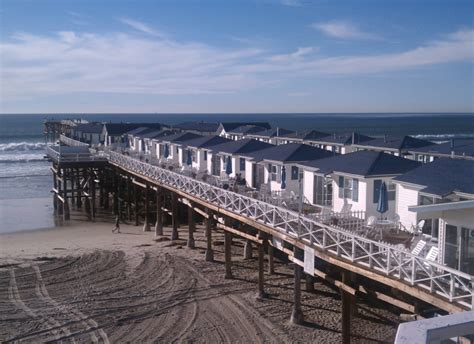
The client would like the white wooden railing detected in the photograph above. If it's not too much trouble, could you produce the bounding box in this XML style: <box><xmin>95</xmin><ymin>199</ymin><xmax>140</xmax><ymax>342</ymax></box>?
<box><xmin>106</xmin><ymin>151</ymin><xmax>474</xmax><ymax>311</ymax></box>
<box><xmin>60</xmin><ymin>134</ymin><xmax>89</xmax><ymax>147</ymax></box>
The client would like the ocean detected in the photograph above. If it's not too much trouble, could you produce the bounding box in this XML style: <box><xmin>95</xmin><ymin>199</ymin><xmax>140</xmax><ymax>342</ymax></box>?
<box><xmin>0</xmin><ymin>113</ymin><xmax>473</xmax><ymax>233</ymax></box>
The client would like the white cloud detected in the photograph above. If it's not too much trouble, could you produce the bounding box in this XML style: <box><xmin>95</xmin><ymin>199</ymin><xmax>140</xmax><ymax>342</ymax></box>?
<box><xmin>311</xmin><ymin>20</ymin><xmax>380</xmax><ymax>40</ymax></box>
<box><xmin>119</xmin><ymin>18</ymin><xmax>165</xmax><ymax>38</ymax></box>
<box><xmin>0</xmin><ymin>26</ymin><xmax>472</xmax><ymax>103</ymax></box>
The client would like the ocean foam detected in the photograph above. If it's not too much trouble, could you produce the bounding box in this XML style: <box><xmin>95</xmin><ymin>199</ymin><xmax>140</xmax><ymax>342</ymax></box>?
<box><xmin>0</xmin><ymin>141</ymin><xmax>48</xmax><ymax>152</ymax></box>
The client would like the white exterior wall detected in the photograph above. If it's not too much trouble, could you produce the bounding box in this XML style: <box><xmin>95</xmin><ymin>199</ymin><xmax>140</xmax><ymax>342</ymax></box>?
<box><xmin>206</xmin><ymin>151</ymin><xmax>213</xmax><ymax>174</ymax></box>
<box><xmin>263</xmin><ymin>163</ymin><xmax>300</xmax><ymax>194</ymax></box>
<box><xmin>396</xmin><ymin>183</ymin><xmax>420</xmax><ymax>230</ymax></box>
<box><xmin>245</xmin><ymin>160</ymin><xmax>254</xmax><ymax>187</ymax></box>
<box><xmin>332</xmin><ymin>175</ymin><xmax>367</xmax><ymax>214</ymax></box>
<box><xmin>303</xmin><ymin>170</ymin><xmax>315</xmax><ymax>206</ymax></box>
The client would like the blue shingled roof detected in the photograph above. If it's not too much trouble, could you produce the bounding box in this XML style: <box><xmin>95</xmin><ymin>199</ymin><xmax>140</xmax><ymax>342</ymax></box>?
<box><xmin>210</xmin><ymin>138</ymin><xmax>274</xmax><ymax>154</ymax></box>
<box><xmin>227</xmin><ymin>125</ymin><xmax>269</xmax><ymax>135</ymax></box>
<box><xmin>160</xmin><ymin>132</ymin><xmax>202</xmax><ymax>144</ymax></box>
<box><xmin>126</xmin><ymin>127</ymin><xmax>158</xmax><ymax>136</ymax></box>
<box><xmin>245</xmin><ymin>143</ymin><xmax>336</xmax><ymax>163</ymax></box>
<box><xmin>75</xmin><ymin>123</ymin><xmax>103</xmax><ymax>134</ymax></box>
<box><xmin>104</xmin><ymin>123</ymin><xmax>163</xmax><ymax>135</ymax></box>
<box><xmin>299</xmin><ymin>151</ymin><xmax>421</xmax><ymax>177</ymax></box>
<box><xmin>182</xmin><ymin>135</ymin><xmax>231</xmax><ymax>148</ymax></box>
<box><xmin>394</xmin><ymin>158</ymin><xmax>474</xmax><ymax>196</ymax></box>
<box><xmin>356</xmin><ymin>135</ymin><xmax>433</xmax><ymax>150</ymax></box>
<box><xmin>173</xmin><ymin>121</ymin><xmax>219</xmax><ymax>132</ymax></box>
<box><xmin>409</xmin><ymin>139</ymin><xmax>474</xmax><ymax>157</ymax></box>
<box><xmin>248</xmin><ymin>127</ymin><xmax>295</xmax><ymax>138</ymax></box>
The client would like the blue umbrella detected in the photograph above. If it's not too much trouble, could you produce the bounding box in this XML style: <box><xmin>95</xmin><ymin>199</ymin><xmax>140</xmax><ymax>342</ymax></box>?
<box><xmin>163</xmin><ymin>144</ymin><xmax>169</xmax><ymax>158</ymax></box>
<box><xmin>377</xmin><ymin>181</ymin><xmax>389</xmax><ymax>216</ymax></box>
<box><xmin>281</xmin><ymin>166</ymin><xmax>287</xmax><ymax>189</ymax></box>
<box><xmin>187</xmin><ymin>149</ymin><xmax>192</xmax><ymax>165</ymax></box>
<box><xmin>225</xmin><ymin>156</ymin><xmax>232</xmax><ymax>175</ymax></box>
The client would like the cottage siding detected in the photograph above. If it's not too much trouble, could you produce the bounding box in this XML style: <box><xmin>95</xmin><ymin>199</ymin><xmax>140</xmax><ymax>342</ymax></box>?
<box><xmin>332</xmin><ymin>175</ymin><xmax>367</xmax><ymax>214</ymax></box>
<box><xmin>303</xmin><ymin>170</ymin><xmax>314</xmax><ymax>205</ymax></box>
<box><xmin>396</xmin><ymin>184</ymin><xmax>419</xmax><ymax>230</ymax></box>
<box><xmin>245</xmin><ymin>160</ymin><xmax>254</xmax><ymax>187</ymax></box>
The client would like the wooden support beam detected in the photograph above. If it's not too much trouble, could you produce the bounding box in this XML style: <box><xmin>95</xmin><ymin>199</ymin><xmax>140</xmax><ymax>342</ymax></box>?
<box><xmin>134</xmin><ymin>183</ymin><xmax>139</xmax><ymax>226</ymax></box>
<box><xmin>155</xmin><ymin>187</ymin><xmax>163</xmax><ymax>236</ymax></box>
<box><xmin>216</xmin><ymin>223</ymin><xmax>263</xmax><ymax>244</ymax></box>
<box><xmin>257</xmin><ymin>240</ymin><xmax>267</xmax><ymax>299</ymax></box>
<box><xmin>268</xmin><ymin>244</ymin><xmax>275</xmax><ymax>275</ymax></box>
<box><xmin>171</xmin><ymin>192</ymin><xmax>179</xmax><ymax>240</ymax></box>
<box><xmin>224</xmin><ymin>230</ymin><xmax>233</xmax><ymax>279</ymax></box>
<box><xmin>143</xmin><ymin>183</ymin><xmax>151</xmax><ymax>232</ymax></box>
<box><xmin>290</xmin><ymin>247</ymin><xmax>304</xmax><ymax>325</ymax></box>
<box><xmin>244</xmin><ymin>239</ymin><xmax>253</xmax><ymax>260</ymax></box>
<box><xmin>341</xmin><ymin>271</ymin><xmax>352</xmax><ymax>344</ymax></box>
<box><xmin>187</xmin><ymin>201</ymin><xmax>195</xmax><ymax>249</ymax></box>
<box><xmin>205</xmin><ymin>208</ymin><xmax>214</xmax><ymax>262</ymax></box>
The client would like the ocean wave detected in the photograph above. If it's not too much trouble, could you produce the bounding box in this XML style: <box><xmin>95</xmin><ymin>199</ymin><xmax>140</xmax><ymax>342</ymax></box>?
<box><xmin>0</xmin><ymin>173</ymin><xmax>51</xmax><ymax>179</ymax></box>
<box><xmin>414</xmin><ymin>133</ymin><xmax>474</xmax><ymax>140</ymax></box>
<box><xmin>0</xmin><ymin>141</ymin><xmax>49</xmax><ymax>152</ymax></box>
<box><xmin>0</xmin><ymin>154</ymin><xmax>46</xmax><ymax>163</ymax></box>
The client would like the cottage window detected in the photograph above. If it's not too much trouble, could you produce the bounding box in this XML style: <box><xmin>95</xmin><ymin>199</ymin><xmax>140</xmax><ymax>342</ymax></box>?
<box><xmin>240</xmin><ymin>158</ymin><xmax>246</xmax><ymax>171</ymax></box>
<box><xmin>313</xmin><ymin>175</ymin><xmax>332</xmax><ymax>206</ymax></box>
<box><xmin>192</xmin><ymin>150</ymin><xmax>197</xmax><ymax>163</ymax></box>
<box><xmin>203</xmin><ymin>151</ymin><xmax>207</xmax><ymax>161</ymax></box>
<box><xmin>338</xmin><ymin>176</ymin><xmax>358</xmax><ymax>202</ymax></box>
<box><xmin>269</xmin><ymin>164</ymin><xmax>278</xmax><ymax>181</ymax></box>
<box><xmin>373</xmin><ymin>180</ymin><xmax>396</xmax><ymax>203</ymax></box>
<box><xmin>291</xmin><ymin>166</ymin><xmax>299</xmax><ymax>180</ymax></box>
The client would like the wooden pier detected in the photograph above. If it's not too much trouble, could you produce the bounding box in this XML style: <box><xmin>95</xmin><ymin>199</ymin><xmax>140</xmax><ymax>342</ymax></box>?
<box><xmin>46</xmin><ymin>134</ymin><xmax>474</xmax><ymax>343</ymax></box>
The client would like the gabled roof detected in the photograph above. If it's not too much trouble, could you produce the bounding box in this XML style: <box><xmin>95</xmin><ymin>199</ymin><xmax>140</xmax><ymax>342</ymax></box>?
<box><xmin>393</xmin><ymin>158</ymin><xmax>474</xmax><ymax>197</ymax></box>
<box><xmin>245</xmin><ymin>143</ymin><xmax>335</xmax><ymax>163</ymax></box>
<box><xmin>209</xmin><ymin>138</ymin><xmax>274</xmax><ymax>155</ymax></box>
<box><xmin>299</xmin><ymin>151</ymin><xmax>421</xmax><ymax>177</ymax></box>
<box><xmin>219</xmin><ymin>122</ymin><xmax>271</xmax><ymax>132</ymax></box>
<box><xmin>314</xmin><ymin>132</ymin><xmax>374</xmax><ymax>145</ymax></box>
<box><xmin>103</xmin><ymin>123</ymin><xmax>163</xmax><ymax>136</ymax></box>
<box><xmin>147</xmin><ymin>130</ymin><xmax>176</xmax><ymax>140</ymax></box>
<box><xmin>280</xmin><ymin>130</ymin><xmax>329</xmax><ymax>141</ymax></box>
<box><xmin>227</xmin><ymin>125</ymin><xmax>269</xmax><ymax>135</ymax></box>
<box><xmin>173</xmin><ymin>121</ymin><xmax>219</xmax><ymax>133</ymax></box>
<box><xmin>409</xmin><ymin>139</ymin><xmax>474</xmax><ymax>158</ymax></box>
<box><xmin>355</xmin><ymin>135</ymin><xmax>433</xmax><ymax>150</ymax></box>
<box><xmin>126</xmin><ymin>127</ymin><xmax>155</xmax><ymax>136</ymax></box>
<box><xmin>159</xmin><ymin>132</ymin><xmax>202</xmax><ymax>144</ymax></box>
<box><xmin>75</xmin><ymin>123</ymin><xmax>103</xmax><ymax>134</ymax></box>
<box><xmin>182</xmin><ymin>135</ymin><xmax>232</xmax><ymax>149</ymax></box>
<box><xmin>247</xmin><ymin>127</ymin><xmax>295</xmax><ymax>138</ymax></box>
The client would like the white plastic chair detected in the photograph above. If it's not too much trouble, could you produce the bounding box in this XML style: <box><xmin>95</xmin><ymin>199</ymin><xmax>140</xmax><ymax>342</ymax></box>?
<box><xmin>367</xmin><ymin>216</ymin><xmax>377</xmax><ymax>227</ymax></box>
<box><xmin>410</xmin><ymin>220</ymin><xmax>425</xmax><ymax>234</ymax></box>
<box><xmin>411</xmin><ymin>240</ymin><xmax>427</xmax><ymax>256</ymax></box>
<box><xmin>425</xmin><ymin>246</ymin><xmax>439</xmax><ymax>262</ymax></box>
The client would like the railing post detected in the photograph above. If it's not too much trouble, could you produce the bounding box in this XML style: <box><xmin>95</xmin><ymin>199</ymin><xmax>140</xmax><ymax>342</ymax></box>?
<box><xmin>449</xmin><ymin>273</ymin><xmax>454</xmax><ymax>302</ymax></box>
<box><xmin>369</xmin><ymin>243</ymin><xmax>374</xmax><ymax>269</ymax></box>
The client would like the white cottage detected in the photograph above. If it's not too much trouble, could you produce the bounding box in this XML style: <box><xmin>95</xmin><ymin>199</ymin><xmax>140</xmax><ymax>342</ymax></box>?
<box><xmin>177</xmin><ymin>135</ymin><xmax>231</xmax><ymax>172</ymax></box>
<box><xmin>299</xmin><ymin>151</ymin><xmax>421</xmax><ymax>219</ymax></box>
<box><xmin>242</xmin><ymin>143</ymin><xmax>335</xmax><ymax>194</ymax></box>
<box><xmin>205</xmin><ymin>139</ymin><xmax>273</xmax><ymax>179</ymax></box>
<box><xmin>156</xmin><ymin>132</ymin><xmax>202</xmax><ymax>164</ymax></box>
<box><xmin>393</xmin><ymin>159</ymin><xmax>474</xmax><ymax>273</ymax></box>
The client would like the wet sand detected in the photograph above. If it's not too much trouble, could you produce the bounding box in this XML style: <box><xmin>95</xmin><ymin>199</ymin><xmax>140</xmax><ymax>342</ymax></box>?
<box><xmin>0</xmin><ymin>220</ymin><xmax>400</xmax><ymax>343</ymax></box>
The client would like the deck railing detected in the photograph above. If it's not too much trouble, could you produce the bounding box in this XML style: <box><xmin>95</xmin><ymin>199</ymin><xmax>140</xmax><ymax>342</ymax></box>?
<box><xmin>107</xmin><ymin>151</ymin><xmax>474</xmax><ymax>311</ymax></box>
<box><xmin>46</xmin><ymin>146</ymin><xmax>107</xmax><ymax>163</ymax></box>
<box><xmin>60</xmin><ymin>134</ymin><xmax>89</xmax><ymax>147</ymax></box>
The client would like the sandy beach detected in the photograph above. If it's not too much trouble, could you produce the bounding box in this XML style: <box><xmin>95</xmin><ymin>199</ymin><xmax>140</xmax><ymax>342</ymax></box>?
<box><xmin>0</xmin><ymin>219</ymin><xmax>400</xmax><ymax>343</ymax></box>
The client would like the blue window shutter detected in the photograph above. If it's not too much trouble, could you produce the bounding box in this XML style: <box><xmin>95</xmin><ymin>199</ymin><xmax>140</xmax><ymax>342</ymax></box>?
<box><xmin>373</xmin><ymin>180</ymin><xmax>382</xmax><ymax>203</ymax></box>
<box><xmin>352</xmin><ymin>179</ymin><xmax>359</xmax><ymax>202</ymax></box>
<box><xmin>338</xmin><ymin>176</ymin><xmax>344</xmax><ymax>198</ymax></box>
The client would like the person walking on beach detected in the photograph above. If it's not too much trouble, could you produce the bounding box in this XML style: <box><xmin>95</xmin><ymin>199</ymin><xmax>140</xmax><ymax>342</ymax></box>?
<box><xmin>113</xmin><ymin>215</ymin><xmax>121</xmax><ymax>233</ymax></box>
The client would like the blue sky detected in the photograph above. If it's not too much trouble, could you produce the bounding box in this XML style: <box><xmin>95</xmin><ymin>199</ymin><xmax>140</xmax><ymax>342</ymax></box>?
<box><xmin>0</xmin><ymin>0</ymin><xmax>473</xmax><ymax>113</ymax></box>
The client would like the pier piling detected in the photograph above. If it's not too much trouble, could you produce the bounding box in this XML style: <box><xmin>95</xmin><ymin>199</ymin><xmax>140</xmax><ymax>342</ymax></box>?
<box><xmin>290</xmin><ymin>248</ymin><xmax>304</xmax><ymax>325</ymax></box>
<box><xmin>244</xmin><ymin>239</ymin><xmax>253</xmax><ymax>259</ymax></box>
<box><xmin>205</xmin><ymin>209</ymin><xmax>214</xmax><ymax>262</ymax></box>
<box><xmin>155</xmin><ymin>187</ymin><xmax>163</xmax><ymax>236</ymax></box>
<box><xmin>171</xmin><ymin>193</ymin><xmax>179</xmax><ymax>240</ymax></box>
<box><xmin>187</xmin><ymin>201</ymin><xmax>195</xmax><ymax>248</ymax></box>
<box><xmin>143</xmin><ymin>183</ymin><xmax>151</xmax><ymax>232</ymax></box>
<box><xmin>224</xmin><ymin>222</ymin><xmax>233</xmax><ymax>279</ymax></box>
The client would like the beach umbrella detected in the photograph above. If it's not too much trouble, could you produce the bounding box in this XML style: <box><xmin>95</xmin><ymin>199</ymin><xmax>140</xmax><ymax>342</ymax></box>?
<box><xmin>164</xmin><ymin>144</ymin><xmax>169</xmax><ymax>158</ymax></box>
<box><xmin>187</xmin><ymin>149</ymin><xmax>192</xmax><ymax>165</ymax></box>
<box><xmin>225</xmin><ymin>156</ymin><xmax>232</xmax><ymax>175</ymax></box>
<box><xmin>377</xmin><ymin>181</ymin><xmax>389</xmax><ymax>217</ymax></box>
<box><xmin>281</xmin><ymin>166</ymin><xmax>287</xmax><ymax>189</ymax></box>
